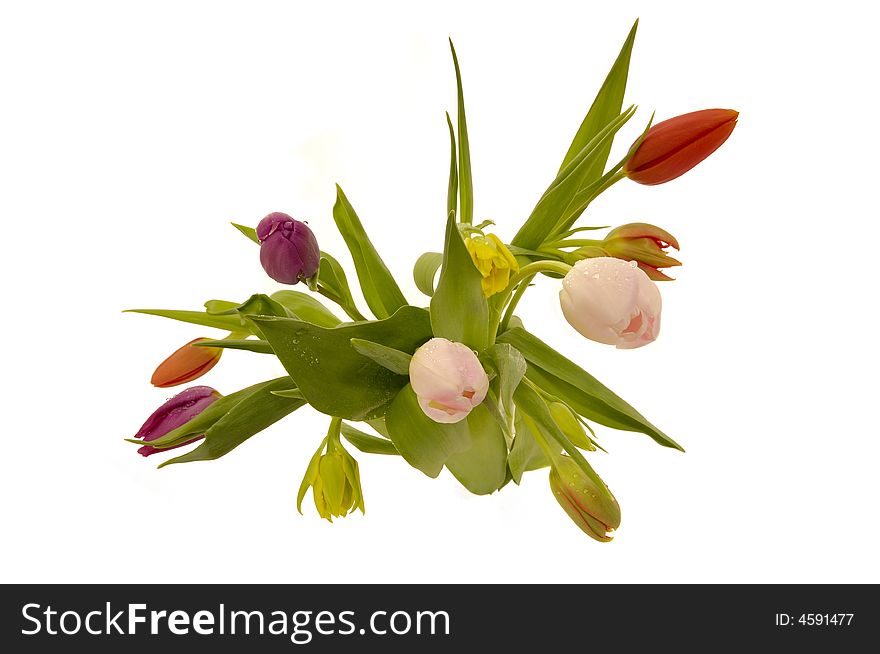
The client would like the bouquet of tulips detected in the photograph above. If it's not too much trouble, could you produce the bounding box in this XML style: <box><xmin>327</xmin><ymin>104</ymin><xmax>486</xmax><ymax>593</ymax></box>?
<box><xmin>127</xmin><ymin>21</ymin><xmax>737</xmax><ymax>541</ymax></box>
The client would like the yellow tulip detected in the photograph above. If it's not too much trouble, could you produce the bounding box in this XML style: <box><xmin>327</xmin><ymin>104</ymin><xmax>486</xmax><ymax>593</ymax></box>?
<box><xmin>464</xmin><ymin>233</ymin><xmax>519</xmax><ymax>297</ymax></box>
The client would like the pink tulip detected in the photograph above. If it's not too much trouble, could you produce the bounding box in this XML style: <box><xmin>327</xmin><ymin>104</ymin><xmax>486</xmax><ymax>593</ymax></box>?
<box><xmin>409</xmin><ymin>338</ymin><xmax>489</xmax><ymax>424</ymax></box>
<box><xmin>559</xmin><ymin>257</ymin><xmax>661</xmax><ymax>349</ymax></box>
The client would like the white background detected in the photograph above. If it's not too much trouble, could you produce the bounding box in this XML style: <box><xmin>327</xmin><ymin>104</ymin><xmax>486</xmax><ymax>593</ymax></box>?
<box><xmin>2</xmin><ymin>0</ymin><xmax>878</xmax><ymax>583</ymax></box>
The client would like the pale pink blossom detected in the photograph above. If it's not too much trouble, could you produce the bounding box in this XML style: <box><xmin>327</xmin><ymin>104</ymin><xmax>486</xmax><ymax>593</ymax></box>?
<box><xmin>559</xmin><ymin>257</ymin><xmax>661</xmax><ymax>349</ymax></box>
<box><xmin>409</xmin><ymin>338</ymin><xmax>489</xmax><ymax>424</ymax></box>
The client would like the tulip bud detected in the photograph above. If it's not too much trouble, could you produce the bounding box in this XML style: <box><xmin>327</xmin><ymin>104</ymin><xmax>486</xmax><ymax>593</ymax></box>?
<box><xmin>624</xmin><ymin>108</ymin><xmax>738</xmax><ymax>185</ymax></box>
<box><xmin>464</xmin><ymin>233</ymin><xmax>520</xmax><ymax>297</ymax></box>
<box><xmin>559</xmin><ymin>257</ymin><xmax>661</xmax><ymax>349</ymax></box>
<box><xmin>298</xmin><ymin>438</ymin><xmax>365</xmax><ymax>522</ymax></box>
<box><xmin>151</xmin><ymin>338</ymin><xmax>222</xmax><ymax>388</ymax></box>
<box><xmin>256</xmin><ymin>212</ymin><xmax>321</xmax><ymax>285</ymax></box>
<box><xmin>549</xmin><ymin>455</ymin><xmax>620</xmax><ymax>542</ymax></box>
<box><xmin>133</xmin><ymin>385</ymin><xmax>221</xmax><ymax>457</ymax></box>
<box><xmin>409</xmin><ymin>337</ymin><xmax>489</xmax><ymax>424</ymax></box>
<box><xmin>602</xmin><ymin>223</ymin><xmax>681</xmax><ymax>281</ymax></box>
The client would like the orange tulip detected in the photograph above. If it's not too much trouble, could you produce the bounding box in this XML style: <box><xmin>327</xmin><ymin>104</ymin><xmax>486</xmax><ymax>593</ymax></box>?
<box><xmin>150</xmin><ymin>338</ymin><xmax>222</xmax><ymax>388</ymax></box>
<box><xmin>624</xmin><ymin>108</ymin><xmax>738</xmax><ymax>185</ymax></box>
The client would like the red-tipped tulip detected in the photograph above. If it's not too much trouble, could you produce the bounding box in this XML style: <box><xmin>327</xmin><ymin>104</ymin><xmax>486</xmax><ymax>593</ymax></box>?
<box><xmin>133</xmin><ymin>385</ymin><xmax>220</xmax><ymax>456</ymax></box>
<box><xmin>150</xmin><ymin>338</ymin><xmax>222</xmax><ymax>388</ymax></box>
<box><xmin>624</xmin><ymin>109</ymin><xmax>738</xmax><ymax>185</ymax></box>
<box><xmin>602</xmin><ymin>223</ymin><xmax>681</xmax><ymax>281</ymax></box>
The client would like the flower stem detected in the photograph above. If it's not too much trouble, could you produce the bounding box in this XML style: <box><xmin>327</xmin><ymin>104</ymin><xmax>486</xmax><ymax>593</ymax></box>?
<box><xmin>316</xmin><ymin>284</ymin><xmax>367</xmax><ymax>322</ymax></box>
<box><xmin>488</xmin><ymin>260</ymin><xmax>571</xmax><ymax>343</ymax></box>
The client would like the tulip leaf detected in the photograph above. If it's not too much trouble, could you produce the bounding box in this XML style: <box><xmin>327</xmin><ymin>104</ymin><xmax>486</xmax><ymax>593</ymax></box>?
<box><xmin>232</xmin><ymin>222</ymin><xmax>260</xmax><ymax>244</ymax></box>
<box><xmin>430</xmin><ymin>213</ymin><xmax>489</xmax><ymax>350</ymax></box>
<box><xmin>340</xmin><ymin>423</ymin><xmax>399</xmax><ymax>456</ymax></box>
<box><xmin>498</xmin><ymin>327</ymin><xmax>683</xmax><ymax>451</ymax></box>
<box><xmin>350</xmin><ymin>338</ymin><xmax>412</xmax><ymax>375</ymax></box>
<box><xmin>159</xmin><ymin>377</ymin><xmax>306</xmax><ymax>467</ymax></box>
<box><xmin>480</xmin><ymin>343</ymin><xmax>527</xmax><ymax>441</ymax></box>
<box><xmin>366</xmin><ymin>417</ymin><xmax>390</xmax><ymax>438</ymax></box>
<box><xmin>204</xmin><ymin>299</ymin><xmax>241</xmax><ymax>314</ymax></box>
<box><xmin>271</xmin><ymin>388</ymin><xmax>305</xmax><ymax>399</ymax></box>
<box><xmin>237</xmin><ymin>293</ymin><xmax>292</xmax><ymax>318</ymax></box>
<box><xmin>445</xmin><ymin>112</ymin><xmax>458</xmax><ymax>220</ymax></box>
<box><xmin>194</xmin><ymin>338</ymin><xmax>273</xmax><ymax>354</ymax></box>
<box><xmin>508</xmin><ymin>413</ymin><xmax>556</xmax><ymax>484</ymax></box>
<box><xmin>318</xmin><ymin>251</ymin><xmax>361</xmax><ymax>318</ymax></box>
<box><xmin>124</xmin><ymin>308</ymin><xmax>247</xmax><ymax>332</ymax></box>
<box><xmin>385</xmin><ymin>384</ymin><xmax>472</xmax><ymax>478</ymax></box>
<box><xmin>559</xmin><ymin>19</ymin><xmax>637</xmax><ymax>175</ymax></box>
<box><xmin>413</xmin><ymin>251</ymin><xmax>443</xmax><ymax>297</ymax></box>
<box><xmin>511</xmin><ymin>105</ymin><xmax>637</xmax><ymax>250</ymax></box>
<box><xmin>449</xmin><ymin>40</ymin><xmax>472</xmax><ymax>224</ymax></box>
<box><xmin>270</xmin><ymin>290</ymin><xmax>341</xmax><ymax>327</ymax></box>
<box><xmin>332</xmin><ymin>185</ymin><xmax>408</xmax><ymax>319</ymax></box>
<box><xmin>445</xmin><ymin>403</ymin><xmax>508</xmax><ymax>495</ymax></box>
<box><xmin>253</xmin><ymin>305</ymin><xmax>432</xmax><ymax>421</ymax></box>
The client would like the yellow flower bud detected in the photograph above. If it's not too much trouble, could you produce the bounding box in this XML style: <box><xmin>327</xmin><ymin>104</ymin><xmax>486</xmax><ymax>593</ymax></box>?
<box><xmin>464</xmin><ymin>233</ymin><xmax>519</xmax><ymax>297</ymax></box>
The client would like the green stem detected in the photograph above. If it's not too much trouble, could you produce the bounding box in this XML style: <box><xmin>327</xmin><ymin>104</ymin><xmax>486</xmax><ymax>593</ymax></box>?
<box><xmin>542</xmin><ymin>238</ymin><xmax>604</xmax><ymax>250</ymax></box>
<box><xmin>488</xmin><ymin>260</ymin><xmax>572</xmax><ymax>343</ymax></box>
<box><xmin>326</xmin><ymin>417</ymin><xmax>343</xmax><ymax>451</ymax></box>
<box><xmin>317</xmin><ymin>284</ymin><xmax>367</xmax><ymax>322</ymax></box>
<box><xmin>498</xmin><ymin>273</ymin><xmax>534</xmax><ymax>334</ymax></box>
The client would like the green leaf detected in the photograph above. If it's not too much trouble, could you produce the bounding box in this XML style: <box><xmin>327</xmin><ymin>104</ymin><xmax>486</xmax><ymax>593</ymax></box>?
<box><xmin>318</xmin><ymin>251</ymin><xmax>360</xmax><ymax>317</ymax></box>
<box><xmin>507</xmin><ymin>413</ymin><xmax>558</xmax><ymax>484</ymax></box>
<box><xmin>235</xmin><ymin>293</ymin><xmax>292</xmax><ymax>338</ymax></box>
<box><xmin>253</xmin><ymin>305</ymin><xmax>432</xmax><ymax>421</ymax></box>
<box><xmin>511</xmin><ymin>105</ymin><xmax>637</xmax><ymax>250</ymax></box>
<box><xmin>449</xmin><ymin>39</ymin><xmax>472</xmax><ymax>224</ymax></box>
<box><xmin>159</xmin><ymin>377</ymin><xmax>305</xmax><ymax>466</ymax></box>
<box><xmin>204</xmin><ymin>299</ymin><xmax>241</xmax><ymax>314</ymax></box>
<box><xmin>271</xmin><ymin>388</ymin><xmax>305</xmax><ymax>399</ymax></box>
<box><xmin>366</xmin><ymin>417</ymin><xmax>389</xmax><ymax>438</ymax></box>
<box><xmin>332</xmin><ymin>185</ymin><xmax>408</xmax><ymax>319</ymax></box>
<box><xmin>430</xmin><ymin>213</ymin><xmax>489</xmax><ymax>350</ymax></box>
<box><xmin>498</xmin><ymin>327</ymin><xmax>683</xmax><ymax>451</ymax></box>
<box><xmin>413</xmin><ymin>252</ymin><xmax>443</xmax><ymax>297</ymax></box>
<box><xmin>480</xmin><ymin>344</ymin><xmax>527</xmax><ymax>441</ymax></box>
<box><xmin>232</xmin><ymin>222</ymin><xmax>260</xmax><ymax>244</ymax></box>
<box><xmin>340</xmin><ymin>423</ymin><xmax>399</xmax><ymax>456</ymax></box>
<box><xmin>445</xmin><ymin>404</ymin><xmax>508</xmax><ymax>495</ymax></box>
<box><xmin>445</xmin><ymin>112</ymin><xmax>458</xmax><ymax>220</ymax></box>
<box><xmin>193</xmin><ymin>338</ymin><xmax>273</xmax><ymax>354</ymax></box>
<box><xmin>270</xmin><ymin>290</ymin><xmax>341</xmax><ymax>327</ymax></box>
<box><xmin>385</xmin><ymin>384</ymin><xmax>471</xmax><ymax>477</ymax></box>
<box><xmin>559</xmin><ymin>19</ymin><xmax>638</xmax><ymax>175</ymax></box>
<box><xmin>124</xmin><ymin>308</ymin><xmax>246</xmax><ymax>332</ymax></box>
<box><xmin>350</xmin><ymin>338</ymin><xmax>412</xmax><ymax>375</ymax></box>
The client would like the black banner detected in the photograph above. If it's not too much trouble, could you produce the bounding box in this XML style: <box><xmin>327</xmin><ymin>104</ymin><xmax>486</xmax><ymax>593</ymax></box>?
<box><xmin>1</xmin><ymin>584</ymin><xmax>876</xmax><ymax>651</ymax></box>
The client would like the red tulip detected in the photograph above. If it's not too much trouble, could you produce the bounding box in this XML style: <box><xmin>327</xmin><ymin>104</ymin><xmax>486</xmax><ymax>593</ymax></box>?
<box><xmin>150</xmin><ymin>338</ymin><xmax>222</xmax><ymax>388</ymax></box>
<box><xmin>624</xmin><ymin>109</ymin><xmax>738</xmax><ymax>185</ymax></box>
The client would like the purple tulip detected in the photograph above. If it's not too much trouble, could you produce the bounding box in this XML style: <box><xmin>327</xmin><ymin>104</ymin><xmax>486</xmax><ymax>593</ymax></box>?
<box><xmin>133</xmin><ymin>385</ymin><xmax>220</xmax><ymax>457</ymax></box>
<box><xmin>256</xmin><ymin>212</ymin><xmax>321</xmax><ymax>285</ymax></box>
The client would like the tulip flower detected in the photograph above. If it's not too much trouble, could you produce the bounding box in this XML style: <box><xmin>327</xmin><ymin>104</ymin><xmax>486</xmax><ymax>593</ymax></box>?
<box><xmin>409</xmin><ymin>337</ymin><xmax>489</xmax><ymax>423</ymax></box>
<box><xmin>549</xmin><ymin>455</ymin><xmax>621</xmax><ymax>542</ymax></box>
<box><xmin>464</xmin><ymin>233</ymin><xmax>520</xmax><ymax>297</ymax></box>
<box><xmin>559</xmin><ymin>257</ymin><xmax>661</xmax><ymax>349</ymax></box>
<box><xmin>602</xmin><ymin>223</ymin><xmax>681</xmax><ymax>281</ymax></box>
<box><xmin>298</xmin><ymin>433</ymin><xmax>365</xmax><ymax>522</ymax></box>
<box><xmin>133</xmin><ymin>385</ymin><xmax>221</xmax><ymax>457</ymax></box>
<box><xmin>151</xmin><ymin>337</ymin><xmax>222</xmax><ymax>388</ymax></box>
<box><xmin>624</xmin><ymin>108</ymin><xmax>738</xmax><ymax>185</ymax></box>
<box><xmin>256</xmin><ymin>212</ymin><xmax>321</xmax><ymax>285</ymax></box>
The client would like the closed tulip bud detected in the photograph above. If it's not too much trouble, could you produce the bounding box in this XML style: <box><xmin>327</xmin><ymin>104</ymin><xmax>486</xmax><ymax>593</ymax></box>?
<box><xmin>559</xmin><ymin>257</ymin><xmax>661</xmax><ymax>349</ymax></box>
<box><xmin>298</xmin><ymin>437</ymin><xmax>365</xmax><ymax>522</ymax></box>
<box><xmin>256</xmin><ymin>212</ymin><xmax>321</xmax><ymax>285</ymax></box>
<box><xmin>624</xmin><ymin>108</ymin><xmax>738</xmax><ymax>185</ymax></box>
<box><xmin>409</xmin><ymin>337</ymin><xmax>489</xmax><ymax>424</ymax></box>
<box><xmin>133</xmin><ymin>385</ymin><xmax>221</xmax><ymax>457</ymax></box>
<box><xmin>602</xmin><ymin>223</ymin><xmax>681</xmax><ymax>281</ymax></box>
<box><xmin>151</xmin><ymin>337</ymin><xmax>222</xmax><ymax>388</ymax></box>
<box><xmin>464</xmin><ymin>233</ymin><xmax>520</xmax><ymax>297</ymax></box>
<box><xmin>549</xmin><ymin>455</ymin><xmax>620</xmax><ymax>542</ymax></box>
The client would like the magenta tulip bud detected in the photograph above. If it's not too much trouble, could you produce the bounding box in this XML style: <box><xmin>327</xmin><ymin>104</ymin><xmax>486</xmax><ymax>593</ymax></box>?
<box><xmin>256</xmin><ymin>212</ymin><xmax>321</xmax><ymax>285</ymax></box>
<box><xmin>409</xmin><ymin>338</ymin><xmax>489</xmax><ymax>424</ymax></box>
<box><xmin>133</xmin><ymin>386</ymin><xmax>220</xmax><ymax>457</ymax></box>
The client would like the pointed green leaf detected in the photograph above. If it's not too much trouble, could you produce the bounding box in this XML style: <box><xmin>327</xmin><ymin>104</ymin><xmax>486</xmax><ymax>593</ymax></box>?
<box><xmin>445</xmin><ymin>112</ymin><xmax>458</xmax><ymax>220</ymax></box>
<box><xmin>124</xmin><ymin>308</ymin><xmax>246</xmax><ymax>332</ymax></box>
<box><xmin>204</xmin><ymin>299</ymin><xmax>241</xmax><ymax>314</ymax></box>
<box><xmin>340</xmin><ymin>423</ymin><xmax>399</xmax><ymax>456</ymax></box>
<box><xmin>413</xmin><ymin>251</ymin><xmax>443</xmax><ymax>297</ymax></box>
<box><xmin>481</xmin><ymin>343</ymin><xmax>527</xmax><ymax>440</ymax></box>
<box><xmin>271</xmin><ymin>388</ymin><xmax>305</xmax><ymax>399</ymax></box>
<box><xmin>350</xmin><ymin>338</ymin><xmax>412</xmax><ymax>375</ymax></box>
<box><xmin>159</xmin><ymin>377</ymin><xmax>306</xmax><ymax>467</ymax></box>
<box><xmin>332</xmin><ymin>185</ymin><xmax>408</xmax><ymax>319</ymax></box>
<box><xmin>449</xmin><ymin>40</ymin><xmax>472</xmax><ymax>224</ymax></box>
<box><xmin>445</xmin><ymin>404</ymin><xmax>508</xmax><ymax>495</ymax></box>
<box><xmin>253</xmin><ymin>306</ymin><xmax>432</xmax><ymax>421</ymax></box>
<box><xmin>318</xmin><ymin>251</ymin><xmax>360</xmax><ymax>317</ymax></box>
<box><xmin>193</xmin><ymin>338</ymin><xmax>273</xmax><ymax>354</ymax></box>
<box><xmin>270</xmin><ymin>290</ymin><xmax>341</xmax><ymax>327</ymax></box>
<box><xmin>385</xmin><ymin>384</ymin><xmax>471</xmax><ymax>477</ymax></box>
<box><xmin>498</xmin><ymin>327</ymin><xmax>682</xmax><ymax>451</ymax></box>
<box><xmin>430</xmin><ymin>213</ymin><xmax>489</xmax><ymax>350</ymax></box>
<box><xmin>232</xmin><ymin>222</ymin><xmax>260</xmax><ymax>244</ymax></box>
